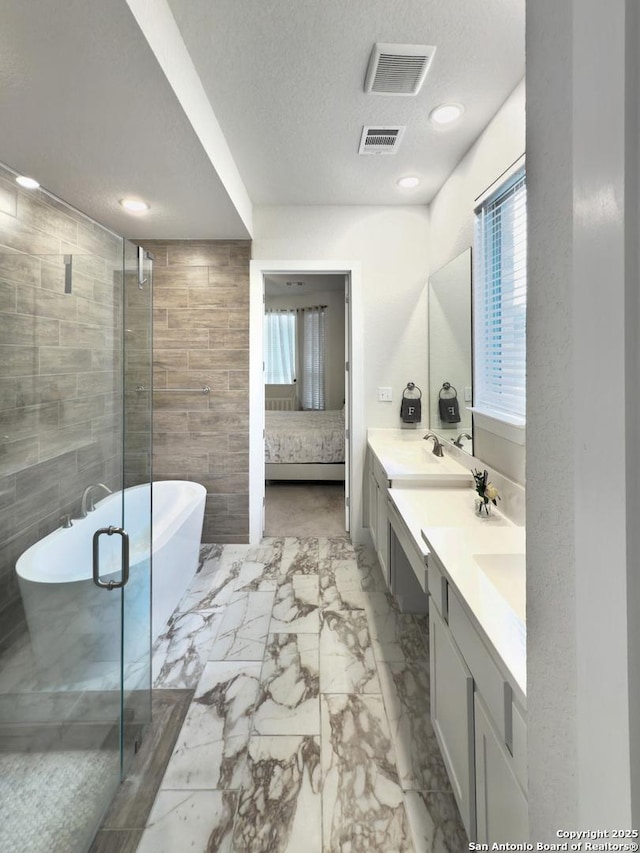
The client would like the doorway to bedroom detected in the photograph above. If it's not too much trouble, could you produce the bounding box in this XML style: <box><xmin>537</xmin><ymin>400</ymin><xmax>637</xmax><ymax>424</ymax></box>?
<box><xmin>262</xmin><ymin>272</ymin><xmax>348</xmax><ymax>536</ymax></box>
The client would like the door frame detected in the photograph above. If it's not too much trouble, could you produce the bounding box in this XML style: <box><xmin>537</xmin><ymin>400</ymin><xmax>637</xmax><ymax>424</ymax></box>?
<box><xmin>249</xmin><ymin>258</ymin><xmax>364</xmax><ymax>544</ymax></box>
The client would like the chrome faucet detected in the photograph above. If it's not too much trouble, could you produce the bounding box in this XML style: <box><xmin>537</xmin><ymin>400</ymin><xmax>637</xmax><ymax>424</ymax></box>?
<box><xmin>80</xmin><ymin>483</ymin><xmax>113</xmax><ymax>517</ymax></box>
<box><xmin>423</xmin><ymin>432</ymin><xmax>445</xmax><ymax>457</ymax></box>
<box><xmin>453</xmin><ymin>432</ymin><xmax>472</xmax><ymax>449</ymax></box>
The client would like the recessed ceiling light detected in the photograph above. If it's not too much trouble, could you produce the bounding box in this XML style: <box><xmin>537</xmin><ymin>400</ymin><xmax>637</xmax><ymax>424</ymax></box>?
<box><xmin>119</xmin><ymin>198</ymin><xmax>150</xmax><ymax>213</ymax></box>
<box><xmin>397</xmin><ymin>176</ymin><xmax>420</xmax><ymax>189</ymax></box>
<box><xmin>16</xmin><ymin>175</ymin><xmax>40</xmax><ymax>190</ymax></box>
<box><xmin>430</xmin><ymin>103</ymin><xmax>464</xmax><ymax>125</ymax></box>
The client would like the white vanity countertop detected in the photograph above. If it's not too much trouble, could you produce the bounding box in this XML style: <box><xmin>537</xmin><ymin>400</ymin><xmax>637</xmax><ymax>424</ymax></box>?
<box><xmin>421</xmin><ymin>523</ymin><xmax>526</xmax><ymax>700</ymax></box>
<box><xmin>388</xmin><ymin>486</ymin><xmax>514</xmax><ymax>562</ymax></box>
<box><xmin>368</xmin><ymin>428</ymin><xmax>474</xmax><ymax>484</ymax></box>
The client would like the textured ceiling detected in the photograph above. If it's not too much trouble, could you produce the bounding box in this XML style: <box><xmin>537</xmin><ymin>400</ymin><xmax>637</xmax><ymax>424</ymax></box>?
<box><xmin>0</xmin><ymin>0</ymin><xmax>249</xmax><ymax>239</ymax></box>
<box><xmin>0</xmin><ymin>0</ymin><xmax>524</xmax><ymax>238</ymax></box>
<box><xmin>168</xmin><ymin>0</ymin><xmax>525</xmax><ymax>206</ymax></box>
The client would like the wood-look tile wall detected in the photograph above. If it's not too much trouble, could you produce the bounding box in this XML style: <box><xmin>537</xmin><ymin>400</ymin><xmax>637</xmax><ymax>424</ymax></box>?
<box><xmin>140</xmin><ymin>241</ymin><xmax>251</xmax><ymax>543</ymax></box>
<box><xmin>0</xmin><ymin>164</ymin><xmax>125</xmax><ymax>626</ymax></box>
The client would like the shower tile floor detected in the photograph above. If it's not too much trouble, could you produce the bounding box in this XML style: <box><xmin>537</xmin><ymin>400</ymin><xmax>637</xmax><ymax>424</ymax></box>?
<box><xmin>0</xmin><ymin>747</ymin><xmax>118</xmax><ymax>853</ymax></box>
<box><xmin>140</xmin><ymin>537</ymin><xmax>468</xmax><ymax>853</ymax></box>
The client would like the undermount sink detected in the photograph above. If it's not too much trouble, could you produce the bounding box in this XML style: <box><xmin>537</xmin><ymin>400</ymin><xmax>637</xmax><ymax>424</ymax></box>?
<box><xmin>473</xmin><ymin>553</ymin><xmax>526</xmax><ymax>620</ymax></box>
<box><xmin>390</xmin><ymin>444</ymin><xmax>459</xmax><ymax>466</ymax></box>
<box><xmin>414</xmin><ymin>446</ymin><xmax>446</xmax><ymax>464</ymax></box>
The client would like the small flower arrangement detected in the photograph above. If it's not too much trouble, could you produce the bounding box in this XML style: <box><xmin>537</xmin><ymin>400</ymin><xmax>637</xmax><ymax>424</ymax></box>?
<box><xmin>472</xmin><ymin>468</ymin><xmax>500</xmax><ymax>507</ymax></box>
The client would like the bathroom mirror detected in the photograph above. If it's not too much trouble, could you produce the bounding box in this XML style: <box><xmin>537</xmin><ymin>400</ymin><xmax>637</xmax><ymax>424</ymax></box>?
<box><xmin>428</xmin><ymin>248</ymin><xmax>473</xmax><ymax>453</ymax></box>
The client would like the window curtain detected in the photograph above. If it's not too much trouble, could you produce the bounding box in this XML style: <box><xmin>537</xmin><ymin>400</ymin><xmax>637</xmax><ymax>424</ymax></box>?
<box><xmin>264</xmin><ymin>309</ymin><xmax>296</xmax><ymax>384</ymax></box>
<box><xmin>299</xmin><ymin>306</ymin><xmax>326</xmax><ymax>410</ymax></box>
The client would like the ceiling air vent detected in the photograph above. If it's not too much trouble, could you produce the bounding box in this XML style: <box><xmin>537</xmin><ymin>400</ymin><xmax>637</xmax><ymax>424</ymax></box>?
<box><xmin>358</xmin><ymin>125</ymin><xmax>406</xmax><ymax>155</ymax></box>
<box><xmin>364</xmin><ymin>43</ymin><xmax>436</xmax><ymax>96</ymax></box>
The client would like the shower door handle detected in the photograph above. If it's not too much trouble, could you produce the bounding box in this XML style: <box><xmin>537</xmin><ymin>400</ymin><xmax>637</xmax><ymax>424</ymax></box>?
<box><xmin>92</xmin><ymin>526</ymin><xmax>130</xmax><ymax>590</ymax></box>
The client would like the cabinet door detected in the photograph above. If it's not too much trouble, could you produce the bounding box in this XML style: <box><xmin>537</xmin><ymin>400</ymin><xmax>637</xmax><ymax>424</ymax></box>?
<box><xmin>375</xmin><ymin>482</ymin><xmax>389</xmax><ymax>582</ymax></box>
<box><xmin>368</xmin><ymin>470</ymin><xmax>378</xmax><ymax>550</ymax></box>
<box><xmin>430</xmin><ymin>605</ymin><xmax>476</xmax><ymax>840</ymax></box>
<box><xmin>474</xmin><ymin>694</ymin><xmax>528</xmax><ymax>844</ymax></box>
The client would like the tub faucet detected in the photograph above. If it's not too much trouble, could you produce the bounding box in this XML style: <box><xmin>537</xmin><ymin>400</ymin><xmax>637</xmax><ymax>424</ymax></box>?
<box><xmin>80</xmin><ymin>483</ymin><xmax>113</xmax><ymax>517</ymax></box>
<box><xmin>423</xmin><ymin>432</ymin><xmax>445</xmax><ymax>457</ymax></box>
<box><xmin>453</xmin><ymin>432</ymin><xmax>472</xmax><ymax>449</ymax></box>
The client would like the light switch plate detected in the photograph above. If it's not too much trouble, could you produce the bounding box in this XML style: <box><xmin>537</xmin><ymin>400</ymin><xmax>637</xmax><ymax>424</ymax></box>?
<box><xmin>378</xmin><ymin>387</ymin><xmax>393</xmax><ymax>402</ymax></box>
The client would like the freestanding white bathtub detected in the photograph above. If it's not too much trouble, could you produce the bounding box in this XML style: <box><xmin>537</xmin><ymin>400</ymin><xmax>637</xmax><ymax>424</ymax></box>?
<box><xmin>16</xmin><ymin>480</ymin><xmax>206</xmax><ymax>686</ymax></box>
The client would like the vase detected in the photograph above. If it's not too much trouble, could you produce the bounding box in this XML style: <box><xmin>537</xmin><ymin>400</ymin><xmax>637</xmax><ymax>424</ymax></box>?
<box><xmin>474</xmin><ymin>497</ymin><xmax>491</xmax><ymax>517</ymax></box>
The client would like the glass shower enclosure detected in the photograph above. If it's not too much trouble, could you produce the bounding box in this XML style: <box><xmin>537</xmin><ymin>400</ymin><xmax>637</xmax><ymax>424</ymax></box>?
<box><xmin>0</xmin><ymin>165</ymin><xmax>153</xmax><ymax>853</ymax></box>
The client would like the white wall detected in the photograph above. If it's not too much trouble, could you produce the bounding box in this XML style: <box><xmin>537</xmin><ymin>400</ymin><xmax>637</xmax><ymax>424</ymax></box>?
<box><xmin>253</xmin><ymin>205</ymin><xmax>430</xmax><ymax>429</ymax></box>
<box><xmin>266</xmin><ymin>289</ymin><xmax>345</xmax><ymax>410</ymax></box>
<box><xmin>527</xmin><ymin>0</ymin><xmax>639</xmax><ymax>834</ymax></box>
<box><xmin>428</xmin><ymin>79</ymin><xmax>526</xmax><ymax>484</ymax></box>
<box><xmin>428</xmin><ymin>249</ymin><xmax>472</xmax><ymax>432</ymax></box>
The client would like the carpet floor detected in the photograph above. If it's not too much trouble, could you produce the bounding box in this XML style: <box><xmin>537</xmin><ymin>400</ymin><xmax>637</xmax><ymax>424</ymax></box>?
<box><xmin>264</xmin><ymin>482</ymin><xmax>346</xmax><ymax>536</ymax></box>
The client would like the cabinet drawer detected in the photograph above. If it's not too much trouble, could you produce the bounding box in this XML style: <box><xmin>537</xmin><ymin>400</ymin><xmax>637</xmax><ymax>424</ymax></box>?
<box><xmin>428</xmin><ymin>556</ymin><xmax>448</xmax><ymax>620</ymax></box>
<box><xmin>448</xmin><ymin>589</ymin><xmax>505</xmax><ymax>741</ymax></box>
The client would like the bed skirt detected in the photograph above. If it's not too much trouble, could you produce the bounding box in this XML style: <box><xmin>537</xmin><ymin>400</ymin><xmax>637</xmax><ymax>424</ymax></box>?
<box><xmin>265</xmin><ymin>462</ymin><xmax>345</xmax><ymax>481</ymax></box>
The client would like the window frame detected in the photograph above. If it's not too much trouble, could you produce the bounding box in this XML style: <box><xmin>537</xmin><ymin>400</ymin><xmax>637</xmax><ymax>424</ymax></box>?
<box><xmin>471</xmin><ymin>157</ymin><xmax>527</xmax><ymax>445</ymax></box>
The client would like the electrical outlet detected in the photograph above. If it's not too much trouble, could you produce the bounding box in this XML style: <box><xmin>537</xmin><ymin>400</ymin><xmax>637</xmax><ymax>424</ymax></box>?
<box><xmin>464</xmin><ymin>386</ymin><xmax>472</xmax><ymax>402</ymax></box>
<box><xmin>378</xmin><ymin>387</ymin><xmax>393</xmax><ymax>402</ymax></box>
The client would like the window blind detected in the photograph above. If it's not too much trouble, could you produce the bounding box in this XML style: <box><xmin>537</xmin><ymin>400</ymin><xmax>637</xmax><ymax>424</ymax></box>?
<box><xmin>264</xmin><ymin>309</ymin><xmax>296</xmax><ymax>384</ymax></box>
<box><xmin>301</xmin><ymin>306</ymin><xmax>326</xmax><ymax>410</ymax></box>
<box><xmin>474</xmin><ymin>167</ymin><xmax>527</xmax><ymax>423</ymax></box>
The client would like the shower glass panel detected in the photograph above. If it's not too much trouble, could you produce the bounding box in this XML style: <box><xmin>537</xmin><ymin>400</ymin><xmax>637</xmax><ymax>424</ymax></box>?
<box><xmin>0</xmin><ymin>169</ymin><xmax>153</xmax><ymax>853</ymax></box>
<box><xmin>121</xmin><ymin>243</ymin><xmax>153</xmax><ymax>771</ymax></box>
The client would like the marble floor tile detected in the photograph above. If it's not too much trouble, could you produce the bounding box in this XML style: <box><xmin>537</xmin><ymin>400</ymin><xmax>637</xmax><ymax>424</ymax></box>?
<box><xmin>321</xmin><ymin>694</ymin><xmax>413</xmax><ymax>853</ymax></box>
<box><xmin>253</xmin><ymin>634</ymin><xmax>320</xmax><ymax>736</ymax></box>
<box><xmin>279</xmin><ymin>537</ymin><xmax>320</xmax><ymax>579</ymax></box>
<box><xmin>412</xmin><ymin>610</ymin><xmax>429</xmax><ymax>631</ymax></box>
<box><xmin>197</xmin><ymin>544</ymin><xmax>252</xmax><ymax>581</ymax></box>
<box><xmin>196</xmin><ymin>543</ymin><xmax>224</xmax><ymax>571</ymax></box>
<box><xmin>234</xmin><ymin>560</ymin><xmax>280</xmax><ymax>593</ymax></box>
<box><xmin>232</xmin><ymin>735</ymin><xmax>322</xmax><ymax>853</ymax></box>
<box><xmin>319</xmin><ymin>558</ymin><xmax>368</xmax><ymax>612</ymax></box>
<box><xmin>208</xmin><ymin>591</ymin><xmax>275</xmax><ymax>661</ymax></box>
<box><xmin>355</xmin><ymin>543</ymin><xmax>389</xmax><ymax>593</ymax></box>
<box><xmin>365</xmin><ymin>592</ymin><xmax>429</xmax><ymax>664</ymax></box>
<box><xmin>378</xmin><ymin>659</ymin><xmax>450</xmax><ymax>793</ymax></box>
<box><xmin>319</xmin><ymin>609</ymin><xmax>381</xmax><ymax>694</ymax></box>
<box><xmin>404</xmin><ymin>791</ymin><xmax>468</xmax><ymax>853</ymax></box>
<box><xmin>270</xmin><ymin>574</ymin><xmax>320</xmax><ymax>633</ymax></box>
<box><xmin>135</xmin><ymin>539</ymin><xmax>454</xmax><ymax>853</ymax></box>
<box><xmin>320</xmin><ymin>578</ymin><xmax>367</xmax><ymax>613</ymax></box>
<box><xmin>136</xmin><ymin>789</ymin><xmax>237</xmax><ymax>853</ymax></box>
<box><xmin>246</xmin><ymin>538</ymin><xmax>285</xmax><ymax>569</ymax></box>
<box><xmin>318</xmin><ymin>537</ymin><xmax>356</xmax><ymax>562</ymax></box>
<box><xmin>160</xmin><ymin>661</ymin><xmax>262</xmax><ymax>790</ymax></box>
<box><xmin>152</xmin><ymin>609</ymin><xmax>224</xmax><ymax>689</ymax></box>
<box><xmin>178</xmin><ymin>554</ymin><xmax>242</xmax><ymax>611</ymax></box>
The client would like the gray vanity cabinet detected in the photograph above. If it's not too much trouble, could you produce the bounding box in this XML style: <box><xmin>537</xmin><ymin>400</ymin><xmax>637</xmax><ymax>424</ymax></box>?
<box><xmin>366</xmin><ymin>451</ymin><xmax>390</xmax><ymax>587</ymax></box>
<box><xmin>430</xmin><ymin>603</ymin><xmax>477</xmax><ymax>840</ymax></box>
<box><xmin>428</xmin><ymin>555</ymin><xmax>528</xmax><ymax>844</ymax></box>
<box><xmin>474</xmin><ymin>694</ymin><xmax>528</xmax><ymax>843</ymax></box>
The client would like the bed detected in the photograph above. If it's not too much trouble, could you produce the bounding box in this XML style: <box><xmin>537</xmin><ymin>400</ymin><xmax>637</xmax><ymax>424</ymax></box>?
<box><xmin>265</xmin><ymin>409</ymin><xmax>345</xmax><ymax>481</ymax></box>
